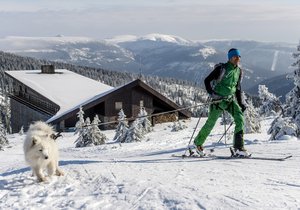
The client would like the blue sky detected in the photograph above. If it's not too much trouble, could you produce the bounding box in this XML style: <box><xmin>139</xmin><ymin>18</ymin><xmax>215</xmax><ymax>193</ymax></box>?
<box><xmin>0</xmin><ymin>0</ymin><xmax>300</xmax><ymax>43</ymax></box>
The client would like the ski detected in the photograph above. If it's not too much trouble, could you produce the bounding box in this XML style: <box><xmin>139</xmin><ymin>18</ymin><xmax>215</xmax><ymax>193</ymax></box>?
<box><xmin>172</xmin><ymin>154</ymin><xmax>292</xmax><ymax>161</ymax></box>
<box><xmin>171</xmin><ymin>154</ymin><xmax>214</xmax><ymax>159</ymax></box>
<box><xmin>213</xmin><ymin>155</ymin><xmax>292</xmax><ymax>161</ymax></box>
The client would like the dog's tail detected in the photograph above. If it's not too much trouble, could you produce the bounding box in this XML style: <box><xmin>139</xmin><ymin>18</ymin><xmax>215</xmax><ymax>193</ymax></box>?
<box><xmin>50</xmin><ymin>132</ymin><xmax>62</xmax><ymax>140</ymax></box>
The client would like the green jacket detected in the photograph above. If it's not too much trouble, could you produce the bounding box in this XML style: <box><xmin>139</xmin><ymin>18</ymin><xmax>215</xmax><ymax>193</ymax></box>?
<box><xmin>204</xmin><ymin>61</ymin><xmax>243</xmax><ymax>104</ymax></box>
<box><xmin>214</xmin><ymin>62</ymin><xmax>241</xmax><ymax>96</ymax></box>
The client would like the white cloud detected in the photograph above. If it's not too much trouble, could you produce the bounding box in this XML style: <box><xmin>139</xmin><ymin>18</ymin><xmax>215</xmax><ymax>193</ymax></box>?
<box><xmin>0</xmin><ymin>0</ymin><xmax>299</xmax><ymax>42</ymax></box>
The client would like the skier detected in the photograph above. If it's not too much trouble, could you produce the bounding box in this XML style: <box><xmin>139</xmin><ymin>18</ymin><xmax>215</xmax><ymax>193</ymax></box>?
<box><xmin>194</xmin><ymin>48</ymin><xmax>249</xmax><ymax>157</ymax></box>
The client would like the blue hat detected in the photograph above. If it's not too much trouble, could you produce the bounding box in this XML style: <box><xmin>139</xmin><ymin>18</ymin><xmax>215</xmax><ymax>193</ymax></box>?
<box><xmin>228</xmin><ymin>48</ymin><xmax>241</xmax><ymax>60</ymax></box>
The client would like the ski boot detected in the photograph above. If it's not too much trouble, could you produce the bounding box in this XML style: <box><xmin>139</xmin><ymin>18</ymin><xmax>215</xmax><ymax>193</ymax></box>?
<box><xmin>230</xmin><ymin>147</ymin><xmax>251</xmax><ymax>158</ymax></box>
<box><xmin>194</xmin><ymin>145</ymin><xmax>206</xmax><ymax>157</ymax></box>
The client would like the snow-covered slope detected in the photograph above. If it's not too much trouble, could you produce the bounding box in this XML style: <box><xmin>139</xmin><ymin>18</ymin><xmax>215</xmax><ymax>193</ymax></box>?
<box><xmin>0</xmin><ymin>118</ymin><xmax>299</xmax><ymax>209</ymax></box>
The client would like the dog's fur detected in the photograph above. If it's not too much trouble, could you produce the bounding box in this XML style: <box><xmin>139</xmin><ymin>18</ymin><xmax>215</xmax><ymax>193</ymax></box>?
<box><xmin>24</xmin><ymin>121</ymin><xmax>64</xmax><ymax>182</ymax></box>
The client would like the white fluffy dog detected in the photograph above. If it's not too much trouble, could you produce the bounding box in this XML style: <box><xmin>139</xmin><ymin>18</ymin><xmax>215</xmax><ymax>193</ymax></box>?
<box><xmin>24</xmin><ymin>121</ymin><xmax>64</xmax><ymax>182</ymax></box>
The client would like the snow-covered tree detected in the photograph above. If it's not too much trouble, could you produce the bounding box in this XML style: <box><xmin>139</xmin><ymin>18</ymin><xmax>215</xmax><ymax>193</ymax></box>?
<box><xmin>269</xmin><ymin>42</ymin><xmax>300</xmax><ymax>139</ymax></box>
<box><xmin>0</xmin><ymin>91</ymin><xmax>11</xmax><ymax>134</ymax></box>
<box><xmin>220</xmin><ymin>111</ymin><xmax>233</xmax><ymax>125</ymax></box>
<box><xmin>268</xmin><ymin>116</ymin><xmax>298</xmax><ymax>140</ymax></box>
<box><xmin>113</xmin><ymin>109</ymin><xmax>129</xmax><ymax>143</ymax></box>
<box><xmin>75</xmin><ymin>117</ymin><xmax>91</xmax><ymax>147</ymax></box>
<box><xmin>74</xmin><ymin>107</ymin><xmax>91</xmax><ymax>147</ymax></box>
<box><xmin>75</xmin><ymin>115</ymin><xmax>107</xmax><ymax>147</ymax></box>
<box><xmin>285</xmin><ymin>44</ymin><xmax>300</xmax><ymax>121</ymax></box>
<box><xmin>171</xmin><ymin>120</ymin><xmax>187</xmax><ymax>132</ymax></box>
<box><xmin>89</xmin><ymin>115</ymin><xmax>107</xmax><ymax>145</ymax></box>
<box><xmin>123</xmin><ymin>119</ymin><xmax>144</xmax><ymax>143</ymax></box>
<box><xmin>0</xmin><ymin>122</ymin><xmax>8</xmax><ymax>150</ymax></box>
<box><xmin>138</xmin><ymin>107</ymin><xmax>152</xmax><ymax>134</ymax></box>
<box><xmin>75</xmin><ymin>106</ymin><xmax>85</xmax><ymax>135</ymax></box>
<box><xmin>244</xmin><ymin>94</ymin><xmax>261</xmax><ymax>134</ymax></box>
<box><xmin>258</xmin><ymin>85</ymin><xmax>282</xmax><ymax>117</ymax></box>
<box><xmin>19</xmin><ymin>126</ymin><xmax>24</xmax><ymax>135</ymax></box>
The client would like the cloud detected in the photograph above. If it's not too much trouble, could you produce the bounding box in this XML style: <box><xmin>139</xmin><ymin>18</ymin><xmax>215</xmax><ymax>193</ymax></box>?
<box><xmin>0</xmin><ymin>1</ymin><xmax>299</xmax><ymax>42</ymax></box>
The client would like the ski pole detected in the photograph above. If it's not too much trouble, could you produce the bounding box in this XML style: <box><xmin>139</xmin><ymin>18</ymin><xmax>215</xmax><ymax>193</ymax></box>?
<box><xmin>183</xmin><ymin>114</ymin><xmax>202</xmax><ymax>157</ymax></box>
<box><xmin>210</xmin><ymin>121</ymin><xmax>233</xmax><ymax>152</ymax></box>
<box><xmin>182</xmin><ymin>98</ymin><xmax>224</xmax><ymax>157</ymax></box>
<box><xmin>222</xmin><ymin>111</ymin><xmax>227</xmax><ymax>144</ymax></box>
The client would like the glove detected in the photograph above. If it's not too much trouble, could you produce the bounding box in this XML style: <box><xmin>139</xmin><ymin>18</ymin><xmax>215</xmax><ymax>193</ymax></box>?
<box><xmin>211</xmin><ymin>93</ymin><xmax>221</xmax><ymax>100</ymax></box>
<box><xmin>210</xmin><ymin>92</ymin><xmax>223</xmax><ymax>101</ymax></box>
<box><xmin>240</xmin><ymin>104</ymin><xmax>247</xmax><ymax>113</ymax></box>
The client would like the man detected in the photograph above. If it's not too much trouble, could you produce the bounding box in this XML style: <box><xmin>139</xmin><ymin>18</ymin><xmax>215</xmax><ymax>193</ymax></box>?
<box><xmin>194</xmin><ymin>48</ymin><xmax>249</xmax><ymax>157</ymax></box>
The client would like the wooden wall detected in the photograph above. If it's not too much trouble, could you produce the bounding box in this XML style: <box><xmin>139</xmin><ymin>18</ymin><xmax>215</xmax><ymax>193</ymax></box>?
<box><xmin>12</xmin><ymin>80</ymin><xmax>59</xmax><ymax>115</ymax></box>
<box><xmin>10</xmin><ymin>98</ymin><xmax>51</xmax><ymax>133</ymax></box>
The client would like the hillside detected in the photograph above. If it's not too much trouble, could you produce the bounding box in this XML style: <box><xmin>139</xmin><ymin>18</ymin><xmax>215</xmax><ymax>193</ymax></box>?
<box><xmin>0</xmin><ymin>51</ymin><xmax>207</xmax><ymax>117</ymax></box>
<box><xmin>0</xmin><ymin>118</ymin><xmax>299</xmax><ymax>209</ymax></box>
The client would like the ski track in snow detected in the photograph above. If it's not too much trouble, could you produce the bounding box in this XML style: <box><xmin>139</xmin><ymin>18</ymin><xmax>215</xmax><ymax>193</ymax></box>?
<box><xmin>271</xmin><ymin>50</ymin><xmax>279</xmax><ymax>71</ymax></box>
<box><xmin>1</xmin><ymin>118</ymin><xmax>300</xmax><ymax>210</ymax></box>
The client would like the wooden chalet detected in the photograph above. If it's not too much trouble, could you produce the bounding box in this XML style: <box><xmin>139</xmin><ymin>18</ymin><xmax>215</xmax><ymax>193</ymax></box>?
<box><xmin>5</xmin><ymin>65</ymin><xmax>191</xmax><ymax>132</ymax></box>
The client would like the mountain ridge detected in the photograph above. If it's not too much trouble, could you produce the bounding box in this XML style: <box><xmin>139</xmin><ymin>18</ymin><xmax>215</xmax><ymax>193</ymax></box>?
<box><xmin>0</xmin><ymin>34</ymin><xmax>296</xmax><ymax>95</ymax></box>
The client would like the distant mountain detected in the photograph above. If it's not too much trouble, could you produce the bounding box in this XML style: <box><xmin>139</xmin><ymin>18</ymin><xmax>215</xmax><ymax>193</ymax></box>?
<box><xmin>0</xmin><ymin>36</ymin><xmax>140</xmax><ymax>73</ymax></box>
<box><xmin>0</xmin><ymin>34</ymin><xmax>296</xmax><ymax>92</ymax></box>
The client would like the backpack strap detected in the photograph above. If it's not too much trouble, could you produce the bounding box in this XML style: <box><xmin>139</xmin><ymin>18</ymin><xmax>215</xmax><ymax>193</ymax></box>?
<box><xmin>215</xmin><ymin>63</ymin><xmax>226</xmax><ymax>83</ymax></box>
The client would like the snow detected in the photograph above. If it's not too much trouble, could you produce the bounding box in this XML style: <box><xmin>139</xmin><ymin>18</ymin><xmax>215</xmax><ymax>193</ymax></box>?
<box><xmin>106</xmin><ymin>34</ymin><xmax>192</xmax><ymax>45</ymax></box>
<box><xmin>1</xmin><ymin>117</ymin><xmax>299</xmax><ymax>209</ymax></box>
<box><xmin>5</xmin><ymin>70</ymin><xmax>114</xmax><ymax>121</ymax></box>
<box><xmin>191</xmin><ymin>47</ymin><xmax>217</xmax><ymax>59</ymax></box>
<box><xmin>105</xmin><ymin>35</ymin><xmax>139</xmax><ymax>44</ymax></box>
<box><xmin>140</xmin><ymin>34</ymin><xmax>191</xmax><ymax>45</ymax></box>
<box><xmin>0</xmin><ymin>36</ymin><xmax>95</xmax><ymax>52</ymax></box>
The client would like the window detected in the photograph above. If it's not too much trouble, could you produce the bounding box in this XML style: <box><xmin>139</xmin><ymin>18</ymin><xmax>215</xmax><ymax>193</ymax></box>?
<box><xmin>140</xmin><ymin>100</ymin><xmax>144</xmax><ymax>107</ymax></box>
<box><xmin>115</xmin><ymin>102</ymin><xmax>123</xmax><ymax>110</ymax></box>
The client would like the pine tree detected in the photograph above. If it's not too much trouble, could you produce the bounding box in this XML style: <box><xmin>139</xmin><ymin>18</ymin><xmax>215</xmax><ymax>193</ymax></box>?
<box><xmin>75</xmin><ymin>114</ymin><xmax>107</xmax><ymax>147</ymax></box>
<box><xmin>268</xmin><ymin>116</ymin><xmax>298</xmax><ymax>140</ymax></box>
<box><xmin>113</xmin><ymin>109</ymin><xmax>129</xmax><ymax>143</ymax></box>
<box><xmin>137</xmin><ymin>107</ymin><xmax>152</xmax><ymax>134</ymax></box>
<box><xmin>171</xmin><ymin>120</ymin><xmax>187</xmax><ymax>132</ymax></box>
<box><xmin>124</xmin><ymin>119</ymin><xmax>144</xmax><ymax>143</ymax></box>
<box><xmin>89</xmin><ymin>115</ymin><xmax>107</xmax><ymax>145</ymax></box>
<box><xmin>0</xmin><ymin>121</ymin><xmax>8</xmax><ymax>150</ymax></box>
<box><xmin>19</xmin><ymin>126</ymin><xmax>24</xmax><ymax>135</ymax></box>
<box><xmin>269</xmin><ymin>43</ymin><xmax>300</xmax><ymax>139</ymax></box>
<box><xmin>75</xmin><ymin>106</ymin><xmax>85</xmax><ymax>135</ymax></box>
<box><xmin>243</xmin><ymin>93</ymin><xmax>261</xmax><ymax>134</ymax></box>
<box><xmin>0</xmin><ymin>83</ymin><xmax>11</xmax><ymax>134</ymax></box>
<box><xmin>220</xmin><ymin>111</ymin><xmax>233</xmax><ymax>125</ymax></box>
<box><xmin>75</xmin><ymin>117</ymin><xmax>92</xmax><ymax>147</ymax></box>
<box><xmin>258</xmin><ymin>85</ymin><xmax>282</xmax><ymax>117</ymax></box>
<box><xmin>74</xmin><ymin>107</ymin><xmax>90</xmax><ymax>147</ymax></box>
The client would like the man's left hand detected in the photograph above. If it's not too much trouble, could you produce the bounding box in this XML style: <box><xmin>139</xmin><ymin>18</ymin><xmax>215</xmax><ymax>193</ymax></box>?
<box><xmin>240</xmin><ymin>104</ymin><xmax>247</xmax><ymax>113</ymax></box>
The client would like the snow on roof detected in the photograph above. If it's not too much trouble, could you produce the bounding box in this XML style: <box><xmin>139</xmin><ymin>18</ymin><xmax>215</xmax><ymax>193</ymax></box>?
<box><xmin>6</xmin><ymin>69</ymin><xmax>114</xmax><ymax>121</ymax></box>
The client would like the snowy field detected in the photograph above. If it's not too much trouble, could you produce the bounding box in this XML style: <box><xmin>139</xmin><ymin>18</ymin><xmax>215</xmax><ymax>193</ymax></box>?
<box><xmin>0</xmin><ymin>117</ymin><xmax>299</xmax><ymax>210</ymax></box>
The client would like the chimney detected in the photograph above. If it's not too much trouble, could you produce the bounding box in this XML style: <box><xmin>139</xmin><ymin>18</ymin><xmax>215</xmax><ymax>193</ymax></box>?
<box><xmin>41</xmin><ymin>65</ymin><xmax>55</xmax><ymax>74</ymax></box>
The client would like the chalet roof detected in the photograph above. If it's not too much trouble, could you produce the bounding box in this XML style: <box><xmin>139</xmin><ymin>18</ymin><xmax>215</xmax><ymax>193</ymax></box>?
<box><xmin>5</xmin><ymin>69</ymin><xmax>114</xmax><ymax>118</ymax></box>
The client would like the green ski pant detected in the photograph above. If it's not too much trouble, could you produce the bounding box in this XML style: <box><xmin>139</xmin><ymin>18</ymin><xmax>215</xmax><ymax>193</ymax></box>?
<box><xmin>194</xmin><ymin>99</ymin><xmax>244</xmax><ymax>147</ymax></box>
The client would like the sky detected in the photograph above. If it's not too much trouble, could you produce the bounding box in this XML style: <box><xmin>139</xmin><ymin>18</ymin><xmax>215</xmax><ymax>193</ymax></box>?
<box><xmin>0</xmin><ymin>0</ymin><xmax>300</xmax><ymax>43</ymax></box>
